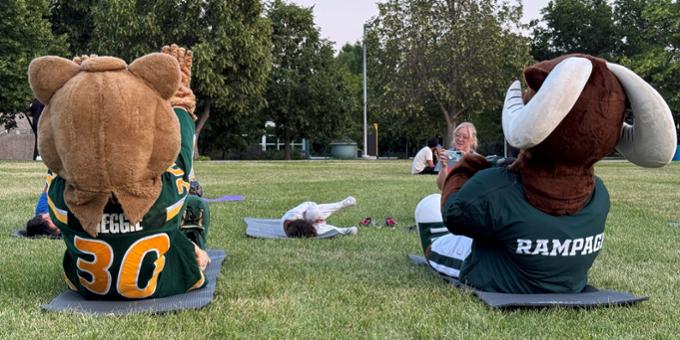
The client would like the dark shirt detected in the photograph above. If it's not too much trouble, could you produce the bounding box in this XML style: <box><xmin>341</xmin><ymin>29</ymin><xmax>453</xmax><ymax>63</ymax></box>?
<box><xmin>442</xmin><ymin>167</ymin><xmax>608</xmax><ymax>293</ymax></box>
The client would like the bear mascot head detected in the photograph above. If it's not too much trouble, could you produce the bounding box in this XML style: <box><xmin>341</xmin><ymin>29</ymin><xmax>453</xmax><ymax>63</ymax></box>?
<box><xmin>28</xmin><ymin>53</ymin><xmax>182</xmax><ymax>236</ymax></box>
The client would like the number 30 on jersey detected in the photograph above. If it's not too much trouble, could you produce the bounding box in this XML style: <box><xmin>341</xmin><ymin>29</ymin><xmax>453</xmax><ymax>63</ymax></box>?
<box><xmin>74</xmin><ymin>234</ymin><xmax>170</xmax><ymax>298</ymax></box>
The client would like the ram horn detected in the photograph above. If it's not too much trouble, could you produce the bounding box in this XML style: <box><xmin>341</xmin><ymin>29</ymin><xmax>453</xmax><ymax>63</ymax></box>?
<box><xmin>607</xmin><ymin>63</ymin><xmax>677</xmax><ymax>167</ymax></box>
<box><xmin>502</xmin><ymin>57</ymin><xmax>593</xmax><ymax>149</ymax></box>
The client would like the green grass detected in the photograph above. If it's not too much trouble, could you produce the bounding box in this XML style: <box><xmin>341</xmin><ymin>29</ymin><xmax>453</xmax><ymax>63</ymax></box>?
<box><xmin>1</xmin><ymin>160</ymin><xmax>679</xmax><ymax>338</ymax></box>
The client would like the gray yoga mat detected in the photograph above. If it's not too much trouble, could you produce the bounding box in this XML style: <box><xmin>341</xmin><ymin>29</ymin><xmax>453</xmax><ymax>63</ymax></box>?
<box><xmin>409</xmin><ymin>255</ymin><xmax>648</xmax><ymax>309</ymax></box>
<box><xmin>42</xmin><ymin>249</ymin><xmax>226</xmax><ymax>315</ymax></box>
<box><xmin>244</xmin><ymin>218</ymin><xmax>341</xmax><ymax>239</ymax></box>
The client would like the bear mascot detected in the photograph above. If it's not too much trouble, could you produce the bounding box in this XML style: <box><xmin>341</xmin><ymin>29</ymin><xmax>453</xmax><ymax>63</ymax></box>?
<box><xmin>416</xmin><ymin>54</ymin><xmax>676</xmax><ymax>293</ymax></box>
<box><xmin>28</xmin><ymin>45</ymin><xmax>211</xmax><ymax>300</ymax></box>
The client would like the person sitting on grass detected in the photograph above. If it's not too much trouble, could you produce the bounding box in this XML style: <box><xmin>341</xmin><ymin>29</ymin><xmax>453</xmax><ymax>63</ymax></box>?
<box><xmin>283</xmin><ymin>197</ymin><xmax>358</xmax><ymax>238</ymax></box>
<box><xmin>411</xmin><ymin>138</ymin><xmax>439</xmax><ymax>175</ymax></box>
<box><xmin>436</xmin><ymin>122</ymin><xmax>479</xmax><ymax>190</ymax></box>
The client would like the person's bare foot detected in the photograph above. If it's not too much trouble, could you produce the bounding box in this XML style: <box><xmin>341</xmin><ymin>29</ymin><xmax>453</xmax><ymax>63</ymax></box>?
<box><xmin>194</xmin><ymin>243</ymin><xmax>211</xmax><ymax>271</ymax></box>
<box><xmin>342</xmin><ymin>196</ymin><xmax>357</xmax><ymax>207</ymax></box>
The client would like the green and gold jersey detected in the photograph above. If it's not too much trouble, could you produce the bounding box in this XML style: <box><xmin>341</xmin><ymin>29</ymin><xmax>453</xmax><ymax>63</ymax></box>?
<box><xmin>47</xmin><ymin>108</ymin><xmax>204</xmax><ymax>300</ymax></box>
<box><xmin>442</xmin><ymin>167</ymin><xmax>609</xmax><ymax>294</ymax></box>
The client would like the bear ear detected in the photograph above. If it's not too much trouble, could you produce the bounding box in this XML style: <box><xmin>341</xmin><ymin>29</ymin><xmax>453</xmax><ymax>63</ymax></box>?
<box><xmin>524</xmin><ymin>66</ymin><xmax>549</xmax><ymax>92</ymax></box>
<box><xmin>28</xmin><ymin>56</ymin><xmax>81</xmax><ymax>104</ymax></box>
<box><xmin>128</xmin><ymin>53</ymin><xmax>181</xmax><ymax>100</ymax></box>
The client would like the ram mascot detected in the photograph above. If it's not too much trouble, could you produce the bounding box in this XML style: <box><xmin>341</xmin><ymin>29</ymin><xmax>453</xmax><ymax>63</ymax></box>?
<box><xmin>28</xmin><ymin>45</ymin><xmax>211</xmax><ymax>300</ymax></box>
<box><xmin>416</xmin><ymin>54</ymin><xmax>676</xmax><ymax>293</ymax></box>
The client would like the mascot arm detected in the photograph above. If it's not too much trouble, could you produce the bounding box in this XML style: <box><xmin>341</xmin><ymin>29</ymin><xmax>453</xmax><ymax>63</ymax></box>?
<box><xmin>175</xmin><ymin>107</ymin><xmax>195</xmax><ymax>178</ymax></box>
<box><xmin>441</xmin><ymin>170</ymin><xmax>496</xmax><ymax>240</ymax></box>
<box><xmin>440</xmin><ymin>153</ymin><xmax>491</xmax><ymax>204</ymax></box>
<box><xmin>162</xmin><ymin>44</ymin><xmax>197</xmax><ymax>119</ymax></box>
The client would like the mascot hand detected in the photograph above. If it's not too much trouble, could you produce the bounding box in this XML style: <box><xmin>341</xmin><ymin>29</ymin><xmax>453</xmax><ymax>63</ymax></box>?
<box><xmin>441</xmin><ymin>153</ymin><xmax>491</xmax><ymax>203</ymax></box>
<box><xmin>162</xmin><ymin>44</ymin><xmax>197</xmax><ymax>120</ymax></box>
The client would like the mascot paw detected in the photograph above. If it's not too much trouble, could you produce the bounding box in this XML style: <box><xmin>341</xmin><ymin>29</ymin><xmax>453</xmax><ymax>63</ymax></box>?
<box><xmin>162</xmin><ymin>44</ymin><xmax>197</xmax><ymax>118</ymax></box>
<box><xmin>441</xmin><ymin>153</ymin><xmax>492</xmax><ymax>203</ymax></box>
<box><xmin>450</xmin><ymin>153</ymin><xmax>491</xmax><ymax>177</ymax></box>
<box><xmin>72</xmin><ymin>54</ymin><xmax>98</xmax><ymax>65</ymax></box>
<box><xmin>485</xmin><ymin>155</ymin><xmax>516</xmax><ymax>168</ymax></box>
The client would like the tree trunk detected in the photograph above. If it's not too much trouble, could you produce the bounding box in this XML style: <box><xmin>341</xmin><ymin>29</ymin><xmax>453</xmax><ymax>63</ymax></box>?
<box><xmin>283</xmin><ymin>138</ymin><xmax>292</xmax><ymax>160</ymax></box>
<box><xmin>194</xmin><ymin>100</ymin><xmax>211</xmax><ymax>160</ymax></box>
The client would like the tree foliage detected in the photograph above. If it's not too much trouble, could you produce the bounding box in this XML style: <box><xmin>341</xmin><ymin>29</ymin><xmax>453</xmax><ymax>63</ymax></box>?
<box><xmin>366</xmin><ymin>0</ymin><xmax>532</xmax><ymax>149</ymax></box>
<box><xmin>531</xmin><ymin>0</ymin><xmax>680</xmax><ymax>137</ymax></box>
<box><xmin>48</xmin><ymin>0</ymin><xmax>271</xmax><ymax>157</ymax></box>
<box><xmin>265</xmin><ymin>0</ymin><xmax>356</xmax><ymax>159</ymax></box>
<box><xmin>334</xmin><ymin>42</ymin><xmax>365</xmax><ymax>145</ymax></box>
<box><xmin>530</xmin><ymin>0</ymin><xmax>617</xmax><ymax>60</ymax></box>
<box><xmin>615</xmin><ymin>0</ymin><xmax>680</xmax><ymax>128</ymax></box>
<box><xmin>0</xmin><ymin>0</ymin><xmax>66</xmax><ymax>130</ymax></box>
<box><xmin>49</xmin><ymin>0</ymin><xmax>96</xmax><ymax>56</ymax></box>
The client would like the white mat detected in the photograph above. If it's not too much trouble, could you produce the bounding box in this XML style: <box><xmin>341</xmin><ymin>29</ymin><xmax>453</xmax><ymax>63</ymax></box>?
<box><xmin>244</xmin><ymin>218</ymin><xmax>341</xmax><ymax>239</ymax></box>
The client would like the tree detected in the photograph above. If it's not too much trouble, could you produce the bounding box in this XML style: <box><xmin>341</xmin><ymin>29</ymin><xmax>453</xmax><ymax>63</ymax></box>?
<box><xmin>265</xmin><ymin>0</ymin><xmax>356</xmax><ymax>160</ymax></box>
<box><xmin>191</xmin><ymin>0</ymin><xmax>272</xmax><ymax>158</ymax></box>
<box><xmin>53</xmin><ymin>0</ymin><xmax>271</xmax><ymax>158</ymax></box>
<box><xmin>0</xmin><ymin>0</ymin><xmax>66</xmax><ymax>131</ymax></box>
<box><xmin>612</xmin><ymin>0</ymin><xmax>651</xmax><ymax>57</ymax></box>
<box><xmin>366</xmin><ymin>0</ymin><xmax>531</xmax><ymax>147</ymax></box>
<box><xmin>530</xmin><ymin>0</ymin><xmax>618</xmax><ymax>60</ymax></box>
<box><xmin>334</xmin><ymin>42</ymin><xmax>364</xmax><ymax>145</ymax></box>
<box><xmin>49</xmin><ymin>0</ymin><xmax>96</xmax><ymax>56</ymax></box>
<box><xmin>615</xmin><ymin>0</ymin><xmax>680</xmax><ymax>129</ymax></box>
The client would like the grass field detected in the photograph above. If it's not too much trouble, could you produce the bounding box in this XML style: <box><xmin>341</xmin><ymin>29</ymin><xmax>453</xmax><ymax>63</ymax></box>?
<box><xmin>0</xmin><ymin>160</ymin><xmax>679</xmax><ymax>338</ymax></box>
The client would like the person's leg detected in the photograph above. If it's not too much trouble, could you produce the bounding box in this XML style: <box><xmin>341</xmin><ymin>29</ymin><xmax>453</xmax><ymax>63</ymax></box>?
<box><xmin>180</xmin><ymin>195</ymin><xmax>209</xmax><ymax>249</ymax></box>
<box><xmin>417</xmin><ymin>221</ymin><xmax>450</xmax><ymax>254</ymax></box>
<box><xmin>415</xmin><ymin>194</ymin><xmax>447</xmax><ymax>252</ymax></box>
<box><xmin>316</xmin><ymin>223</ymin><xmax>357</xmax><ymax>235</ymax></box>
<box><xmin>314</xmin><ymin>196</ymin><xmax>356</xmax><ymax>220</ymax></box>
<box><xmin>419</xmin><ymin>166</ymin><xmax>438</xmax><ymax>175</ymax></box>
<box><xmin>427</xmin><ymin>234</ymin><xmax>472</xmax><ymax>278</ymax></box>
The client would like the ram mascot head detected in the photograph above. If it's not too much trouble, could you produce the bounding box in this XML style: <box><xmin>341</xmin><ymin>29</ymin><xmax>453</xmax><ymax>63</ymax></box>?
<box><xmin>503</xmin><ymin>54</ymin><xmax>676</xmax><ymax>215</ymax></box>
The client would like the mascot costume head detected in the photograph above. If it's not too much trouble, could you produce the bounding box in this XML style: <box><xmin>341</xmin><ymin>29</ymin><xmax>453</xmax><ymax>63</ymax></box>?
<box><xmin>28</xmin><ymin>53</ymin><xmax>183</xmax><ymax>236</ymax></box>
<box><xmin>502</xmin><ymin>54</ymin><xmax>676</xmax><ymax>214</ymax></box>
<box><xmin>442</xmin><ymin>53</ymin><xmax>677</xmax><ymax>215</ymax></box>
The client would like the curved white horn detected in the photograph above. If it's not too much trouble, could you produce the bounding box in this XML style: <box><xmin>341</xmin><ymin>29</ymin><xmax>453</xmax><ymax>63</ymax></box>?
<box><xmin>607</xmin><ymin>63</ymin><xmax>677</xmax><ymax>167</ymax></box>
<box><xmin>502</xmin><ymin>57</ymin><xmax>593</xmax><ymax>149</ymax></box>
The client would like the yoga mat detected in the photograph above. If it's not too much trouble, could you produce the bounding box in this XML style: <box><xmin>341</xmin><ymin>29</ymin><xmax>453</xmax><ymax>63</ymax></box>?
<box><xmin>202</xmin><ymin>195</ymin><xmax>244</xmax><ymax>203</ymax></box>
<box><xmin>42</xmin><ymin>249</ymin><xmax>226</xmax><ymax>315</ymax></box>
<box><xmin>409</xmin><ymin>255</ymin><xmax>647</xmax><ymax>309</ymax></box>
<box><xmin>245</xmin><ymin>218</ymin><xmax>341</xmax><ymax>239</ymax></box>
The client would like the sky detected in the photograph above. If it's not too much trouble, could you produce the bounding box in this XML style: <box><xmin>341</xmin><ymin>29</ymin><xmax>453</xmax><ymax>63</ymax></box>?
<box><xmin>287</xmin><ymin>0</ymin><xmax>551</xmax><ymax>51</ymax></box>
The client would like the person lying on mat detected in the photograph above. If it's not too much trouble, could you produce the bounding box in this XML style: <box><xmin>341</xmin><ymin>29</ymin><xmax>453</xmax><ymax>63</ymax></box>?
<box><xmin>28</xmin><ymin>44</ymin><xmax>212</xmax><ymax>300</ymax></box>
<box><xmin>435</xmin><ymin>122</ymin><xmax>478</xmax><ymax>190</ymax></box>
<box><xmin>283</xmin><ymin>197</ymin><xmax>358</xmax><ymax>237</ymax></box>
<box><xmin>24</xmin><ymin>184</ymin><xmax>61</xmax><ymax>238</ymax></box>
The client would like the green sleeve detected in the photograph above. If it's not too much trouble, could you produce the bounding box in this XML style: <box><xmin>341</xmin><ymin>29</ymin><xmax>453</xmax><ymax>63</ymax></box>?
<box><xmin>174</xmin><ymin>108</ymin><xmax>195</xmax><ymax>181</ymax></box>
<box><xmin>442</xmin><ymin>169</ymin><xmax>497</xmax><ymax>240</ymax></box>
